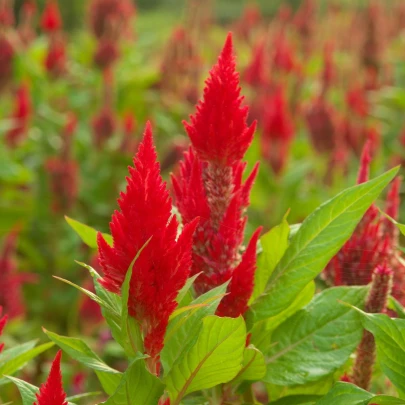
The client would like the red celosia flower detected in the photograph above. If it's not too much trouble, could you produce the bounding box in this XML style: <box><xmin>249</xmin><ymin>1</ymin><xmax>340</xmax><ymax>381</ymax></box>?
<box><xmin>323</xmin><ymin>141</ymin><xmax>405</xmax><ymax>305</ymax></box>
<box><xmin>19</xmin><ymin>0</ymin><xmax>38</xmax><ymax>45</ymax></box>
<box><xmin>0</xmin><ymin>0</ymin><xmax>14</xmax><ymax>27</ymax></box>
<box><xmin>45</xmin><ymin>36</ymin><xmax>66</xmax><ymax>77</ymax></box>
<box><xmin>6</xmin><ymin>84</ymin><xmax>31</xmax><ymax>147</ymax></box>
<box><xmin>322</xmin><ymin>42</ymin><xmax>335</xmax><ymax>92</ymax></box>
<box><xmin>119</xmin><ymin>112</ymin><xmax>137</xmax><ymax>154</ymax></box>
<box><xmin>0</xmin><ymin>306</ymin><xmax>8</xmax><ymax>353</ymax></box>
<box><xmin>0</xmin><ymin>231</ymin><xmax>31</xmax><ymax>319</ymax></box>
<box><xmin>346</xmin><ymin>86</ymin><xmax>369</xmax><ymax>118</ymax></box>
<box><xmin>92</xmin><ymin>107</ymin><xmax>116</xmax><ymax>148</ymax></box>
<box><xmin>40</xmin><ymin>1</ymin><xmax>62</xmax><ymax>33</ymax></box>
<box><xmin>34</xmin><ymin>350</ymin><xmax>68</xmax><ymax>405</ymax></box>
<box><xmin>97</xmin><ymin>122</ymin><xmax>198</xmax><ymax>372</ymax></box>
<box><xmin>243</xmin><ymin>38</ymin><xmax>268</xmax><ymax>88</ymax></box>
<box><xmin>0</xmin><ymin>35</ymin><xmax>14</xmax><ymax>91</ymax></box>
<box><xmin>273</xmin><ymin>33</ymin><xmax>296</xmax><ymax>74</ymax></box>
<box><xmin>172</xmin><ymin>34</ymin><xmax>261</xmax><ymax>317</ymax></box>
<box><xmin>183</xmin><ymin>33</ymin><xmax>256</xmax><ymax>166</ymax></box>
<box><xmin>261</xmin><ymin>86</ymin><xmax>294</xmax><ymax>174</ymax></box>
<box><xmin>94</xmin><ymin>38</ymin><xmax>119</xmax><ymax>70</ymax></box>
<box><xmin>234</xmin><ymin>4</ymin><xmax>261</xmax><ymax>42</ymax></box>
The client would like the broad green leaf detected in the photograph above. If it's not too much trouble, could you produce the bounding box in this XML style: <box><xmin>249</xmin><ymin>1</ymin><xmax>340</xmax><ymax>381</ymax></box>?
<box><xmin>165</xmin><ymin>315</ymin><xmax>246</xmax><ymax>405</ymax></box>
<box><xmin>265</xmin><ymin>287</ymin><xmax>367</xmax><ymax>386</ymax></box>
<box><xmin>65</xmin><ymin>216</ymin><xmax>113</xmax><ymax>248</ymax></box>
<box><xmin>160</xmin><ymin>282</ymin><xmax>229</xmax><ymax>376</ymax></box>
<box><xmin>315</xmin><ymin>382</ymin><xmax>373</xmax><ymax>405</ymax></box>
<box><xmin>102</xmin><ymin>358</ymin><xmax>164</xmax><ymax>405</ymax></box>
<box><xmin>0</xmin><ymin>340</ymin><xmax>37</xmax><ymax>365</ymax></box>
<box><xmin>4</xmin><ymin>376</ymin><xmax>38</xmax><ymax>405</ymax></box>
<box><xmin>66</xmin><ymin>392</ymin><xmax>102</xmax><ymax>402</ymax></box>
<box><xmin>250</xmin><ymin>214</ymin><xmax>290</xmax><ymax>303</ymax></box>
<box><xmin>271</xmin><ymin>395</ymin><xmax>320</xmax><ymax>405</ymax></box>
<box><xmin>120</xmin><ymin>238</ymin><xmax>151</xmax><ymax>357</ymax></box>
<box><xmin>232</xmin><ymin>345</ymin><xmax>266</xmax><ymax>384</ymax></box>
<box><xmin>247</xmin><ymin>167</ymin><xmax>398</xmax><ymax>324</ymax></box>
<box><xmin>356</xmin><ymin>311</ymin><xmax>405</xmax><ymax>393</ymax></box>
<box><xmin>316</xmin><ymin>382</ymin><xmax>405</xmax><ymax>405</ymax></box>
<box><xmin>44</xmin><ymin>329</ymin><xmax>121</xmax><ymax>395</ymax></box>
<box><xmin>388</xmin><ymin>296</ymin><xmax>405</xmax><ymax>319</ymax></box>
<box><xmin>0</xmin><ymin>342</ymin><xmax>54</xmax><ymax>384</ymax></box>
<box><xmin>250</xmin><ymin>281</ymin><xmax>315</xmax><ymax>353</ymax></box>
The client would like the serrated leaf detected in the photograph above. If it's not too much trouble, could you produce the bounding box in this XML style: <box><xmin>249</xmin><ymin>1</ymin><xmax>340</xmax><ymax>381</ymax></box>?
<box><xmin>0</xmin><ymin>342</ymin><xmax>54</xmax><ymax>383</ymax></box>
<box><xmin>356</xmin><ymin>311</ymin><xmax>405</xmax><ymax>393</ymax></box>
<box><xmin>160</xmin><ymin>282</ymin><xmax>229</xmax><ymax>377</ymax></box>
<box><xmin>101</xmin><ymin>358</ymin><xmax>164</xmax><ymax>405</ymax></box>
<box><xmin>165</xmin><ymin>315</ymin><xmax>246</xmax><ymax>405</ymax></box>
<box><xmin>232</xmin><ymin>345</ymin><xmax>266</xmax><ymax>384</ymax></box>
<box><xmin>65</xmin><ymin>216</ymin><xmax>113</xmax><ymax>248</ymax></box>
<box><xmin>265</xmin><ymin>286</ymin><xmax>367</xmax><ymax>386</ymax></box>
<box><xmin>43</xmin><ymin>329</ymin><xmax>121</xmax><ymax>395</ymax></box>
<box><xmin>250</xmin><ymin>214</ymin><xmax>290</xmax><ymax>303</ymax></box>
<box><xmin>247</xmin><ymin>167</ymin><xmax>398</xmax><ymax>324</ymax></box>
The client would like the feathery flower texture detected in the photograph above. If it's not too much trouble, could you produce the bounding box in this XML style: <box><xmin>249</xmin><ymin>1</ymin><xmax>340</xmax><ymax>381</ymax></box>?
<box><xmin>97</xmin><ymin>123</ymin><xmax>198</xmax><ymax>371</ymax></box>
<box><xmin>34</xmin><ymin>350</ymin><xmax>68</xmax><ymax>405</ymax></box>
<box><xmin>172</xmin><ymin>33</ymin><xmax>261</xmax><ymax>318</ymax></box>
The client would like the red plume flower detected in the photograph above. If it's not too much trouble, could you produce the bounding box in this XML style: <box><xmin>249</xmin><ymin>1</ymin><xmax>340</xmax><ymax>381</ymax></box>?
<box><xmin>243</xmin><ymin>38</ymin><xmax>268</xmax><ymax>88</ymax></box>
<box><xmin>0</xmin><ymin>306</ymin><xmax>8</xmax><ymax>353</ymax></box>
<box><xmin>0</xmin><ymin>0</ymin><xmax>14</xmax><ymax>27</ymax></box>
<box><xmin>183</xmin><ymin>33</ymin><xmax>256</xmax><ymax>166</ymax></box>
<box><xmin>94</xmin><ymin>38</ymin><xmax>119</xmax><ymax>70</ymax></box>
<box><xmin>172</xmin><ymin>34</ymin><xmax>261</xmax><ymax>318</ymax></box>
<box><xmin>0</xmin><ymin>35</ymin><xmax>14</xmax><ymax>91</ymax></box>
<box><xmin>261</xmin><ymin>86</ymin><xmax>294</xmax><ymax>174</ymax></box>
<box><xmin>40</xmin><ymin>1</ymin><xmax>62</xmax><ymax>33</ymax></box>
<box><xmin>34</xmin><ymin>350</ymin><xmax>68</xmax><ymax>405</ymax></box>
<box><xmin>6</xmin><ymin>84</ymin><xmax>32</xmax><ymax>147</ymax></box>
<box><xmin>97</xmin><ymin>122</ymin><xmax>198</xmax><ymax>373</ymax></box>
<box><xmin>92</xmin><ymin>106</ymin><xmax>116</xmax><ymax>149</ymax></box>
<box><xmin>45</xmin><ymin>36</ymin><xmax>66</xmax><ymax>77</ymax></box>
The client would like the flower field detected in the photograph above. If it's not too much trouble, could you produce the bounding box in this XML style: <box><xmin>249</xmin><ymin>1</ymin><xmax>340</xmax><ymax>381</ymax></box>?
<box><xmin>2</xmin><ymin>0</ymin><xmax>405</xmax><ymax>404</ymax></box>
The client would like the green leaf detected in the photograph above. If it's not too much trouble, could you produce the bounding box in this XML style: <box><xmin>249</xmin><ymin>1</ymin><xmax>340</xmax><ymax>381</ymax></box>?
<box><xmin>176</xmin><ymin>273</ymin><xmax>201</xmax><ymax>304</ymax></box>
<box><xmin>315</xmin><ymin>382</ymin><xmax>373</xmax><ymax>405</ymax></box>
<box><xmin>379</xmin><ymin>209</ymin><xmax>405</xmax><ymax>237</ymax></box>
<box><xmin>315</xmin><ymin>382</ymin><xmax>405</xmax><ymax>405</ymax></box>
<box><xmin>102</xmin><ymin>358</ymin><xmax>164</xmax><ymax>405</ymax></box>
<box><xmin>232</xmin><ymin>345</ymin><xmax>266</xmax><ymax>384</ymax></box>
<box><xmin>388</xmin><ymin>296</ymin><xmax>405</xmax><ymax>319</ymax></box>
<box><xmin>0</xmin><ymin>340</ymin><xmax>37</xmax><ymax>365</ymax></box>
<box><xmin>271</xmin><ymin>395</ymin><xmax>320</xmax><ymax>405</ymax></box>
<box><xmin>356</xmin><ymin>311</ymin><xmax>405</xmax><ymax>393</ymax></box>
<box><xmin>247</xmin><ymin>167</ymin><xmax>398</xmax><ymax>324</ymax></box>
<box><xmin>44</xmin><ymin>329</ymin><xmax>121</xmax><ymax>395</ymax></box>
<box><xmin>66</xmin><ymin>392</ymin><xmax>102</xmax><ymax>402</ymax></box>
<box><xmin>65</xmin><ymin>216</ymin><xmax>113</xmax><ymax>248</ymax></box>
<box><xmin>0</xmin><ymin>342</ymin><xmax>54</xmax><ymax>384</ymax></box>
<box><xmin>120</xmin><ymin>238</ymin><xmax>151</xmax><ymax>357</ymax></box>
<box><xmin>4</xmin><ymin>376</ymin><xmax>38</xmax><ymax>405</ymax></box>
<box><xmin>265</xmin><ymin>286</ymin><xmax>367</xmax><ymax>386</ymax></box>
<box><xmin>165</xmin><ymin>315</ymin><xmax>246</xmax><ymax>405</ymax></box>
<box><xmin>250</xmin><ymin>281</ymin><xmax>315</xmax><ymax>354</ymax></box>
<box><xmin>160</xmin><ymin>282</ymin><xmax>229</xmax><ymax>376</ymax></box>
<box><xmin>250</xmin><ymin>214</ymin><xmax>290</xmax><ymax>303</ymax></box>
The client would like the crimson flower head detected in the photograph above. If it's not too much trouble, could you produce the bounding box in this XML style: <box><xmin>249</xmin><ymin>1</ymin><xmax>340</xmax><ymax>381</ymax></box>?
<box><xmin>34</xmin><ymin>350</ymin><xmax>68</xmax><ymax>405</ymax></box>
<box><xmin>0</xmin><ymin>35</ymin><xmax>14</xmax><ymax>91</ymax></box>
<box><xmin>173</xmin><ymin>34</ymin><xmax>261</xmax><ymax>318</ymax></box>
<box><xmin>243</xmin><ymin>38</ymin><xmax>268</xmax><ymax>88</ymax></box>
<box><xmin>92</xmin><ymin>106</ymin><xmax>116</xmax><ymax>149</ymax></box>
<box><xmin>346</xmin><ymin>86</ymin><xmax>369</xmax><ymax>118</ymax></box>
<box><xmin>184</xmin><ymin>33</ymin><xmax>256</xmax><ymax>166</ymax></box>
<box><xmin>0</xmin><ymin>0</ymin><xmax>14</xmax><ymax>27</ymax></box>
<box><xmin>45</xmin><ymin>36</ymin><xmax>66</xmax><ymax>77</ymax></box>
<box><xmin>0</xmin><ymin>306</ymin><xmax>8</xmax><ymax>353</ymax></box>
<box><xmin>273</xmin><ymin>33</ymin><xmax>296</xmax><ymax>74</ymax></box>
<box><xmin>97</xmin><ymin>122</ymin><xmax>198</xmax><ymax>371</ymax></box>
<box><xmin>41</xmin><ymin>1</ymin><xmax>62</xmax><ymax>33</ymax></box>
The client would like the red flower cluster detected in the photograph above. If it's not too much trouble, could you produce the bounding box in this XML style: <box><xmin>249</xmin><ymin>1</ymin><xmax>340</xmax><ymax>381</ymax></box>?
<box><xmin>93</xmin><ymin>38</ymin><xmax>119</xmax><ymax>70</ymax></box>
<box><xmin>172</xmin><ymin>34</ymin><xmax>261</xmax><ymax>318</ymax></box>
<box><xmin>243</xmin><ymin>39</ymin><xmax>267</xmax><ymax>88</ymax></box>
<box><xmin>0</xmin><ymin>35</ymin><xmax>14</xmax><ymax>91</ymax></box>
<box><xmin>92</xmin><ymin>106</ymin><xmax>116</xmax><ymax>148</ymax></box>
<box><xmin>34</xmin><ymin>350</ymin><xmax>68</xmax><ymax>405</ymax></box>
<box><xmin>45</xmin><ymin>36</ymin><xmax>66</xmax><ymax>77</ymax></box>
<box><xmin>0</xmin><ymin>306</ymin><xmax>7</xmax><ymax>353</ymax></box>
<box><xmin>260</xmin><ymin>86</ymin><xmax>295</xmax><ymax>174</ymax></box>
<box><xmin>6</xmin><ymin>84</ymin><xmax>31</xmax><ymax>147</ymax></box>
<box><xmin>323</xmin><ymin>141</ymin><xmax>405</xmax><ymax>305</ymax></box>
<box><xmin>97</xmin><ymin>123</ymin><xmax>198</xmax><ymax>372</ymax></box>
<box><xmin>40</xmin><ymin>1</ymin><xmax>62</xmax><ymax>33</ymax></box>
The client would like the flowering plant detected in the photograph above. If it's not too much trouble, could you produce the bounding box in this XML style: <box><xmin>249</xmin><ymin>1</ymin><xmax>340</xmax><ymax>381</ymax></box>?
<box><xmin>3</xmin><ymin>31</ymin><xmax>405</xmax><ymax>405</ymax></box>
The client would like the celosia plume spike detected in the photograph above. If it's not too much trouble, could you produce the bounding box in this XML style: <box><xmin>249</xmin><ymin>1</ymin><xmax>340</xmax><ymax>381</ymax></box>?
<box><xmin>216</xmin><ymin>227</ymin><xmax>262</xmax><ymax>317</ymax></box>
<box><xmin>183</xmin><ymin>32</ymin><xmax>256</xmax><ymax>165</ymax></box>
<box><xmin>357</xmin><ymin>140</ymin><xmax>372</xmax><ymax>184</ymax></box>
<box><xmin>98</xmin><ymin>122</ymin><xmax>198</xmax><ymax>370</ymax></box>
<box><xmin>0</xmin><ymin>306</ymin><xmax>7</xmax><ymax>353</ymax></box>
<box><xmin>34</xmin><ymin>350</ymin><xmax>68</xmax><ymax>405</ymax></box>
<box><xmin>41</xmin><ymin>1</ymin><xmax>62</xmax><ymax>33</ymax></box>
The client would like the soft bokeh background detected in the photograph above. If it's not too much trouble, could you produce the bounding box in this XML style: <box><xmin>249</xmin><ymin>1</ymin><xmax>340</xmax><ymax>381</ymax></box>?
<box><xmin>1</xmin><ymin>0</ymin><xmax>405</xmax><ymax>401</ymax></box>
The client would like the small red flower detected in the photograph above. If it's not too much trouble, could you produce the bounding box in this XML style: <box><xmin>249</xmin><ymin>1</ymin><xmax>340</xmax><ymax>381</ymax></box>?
<box><xmin>34</xmin><ymin>350</ymin><xmax>68</xmax><ymax>405</ymax></box>
<box><xmin>40</xmin><ymin>1</ymin><xmax>62</xmax><ymax>33</ymax></box>
<box><xmin>0</xmin><ymin>35</ymin><xmax>14</xmax><ymax>91</ymax></box>
<box><xmin>183</xmin><ymin>33</ymin><xmax>256</xmax><ymax>166</ymax></box>
<box><xmin>92</xmin><ymin>106</ymin><xmax>116</xmax><ymax>148</ymax></box>
<box><xmin>94</xmin><ymin>38</ymin><xmax>119</xmax><ymax>70</ymax></box>
<box><xmin>45</xmin><ymin>36</ymin><xmax>66</xmax><ymax>77</ymax></box>
<box><xmin>273</xmin><ymin>33</ymin><xmax>296</xmax><ymax>74</ymax></box>
<box><xmin>97</xmin><ymin>122</ymin><xmax>198</xmax><ymax>372</ymax></box>
<box><xmin>0</xmin><ymin>306</ymin><xmax>8</xmax><ymax>353</ymax></box>
<box><xmin>243</xmin><ymin>38</ymin><xmax>268</xmax><ymax>88</ymax></box>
